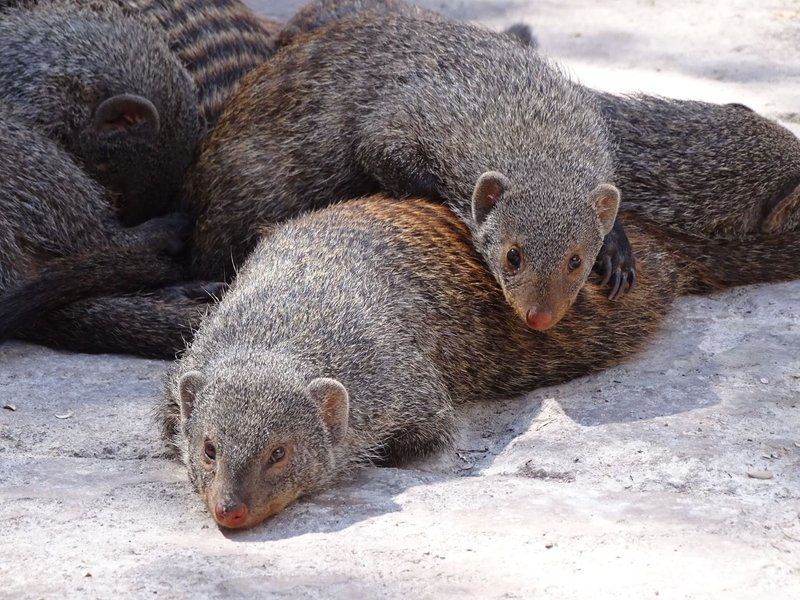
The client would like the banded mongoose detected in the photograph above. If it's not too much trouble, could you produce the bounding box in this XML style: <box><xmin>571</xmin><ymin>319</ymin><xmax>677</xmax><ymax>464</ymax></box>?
<box><xmin>12</xmin><ymin>0</ymin><xmax>281</xmax><ymax>128</ymax></box>
<box><xmin>279</xmin><ymin>0</ymin><xmax>538</xmax><ymax>49</ymax></box>
<box><xmin>280</xmin><ymin>2</ymin><xmax>800</xmax><ymax>238</ymax></box>
<box><xmin>0</xmin><ymin>101</ymin><xmax>216</xmax><ymax>354</ymax></box>
<box><xmin>0</xmin><ymin>3</ymin><xmax>202</xmax><ymax>224</ymax></box>
<box><xmin>594</xmin><ymin>93</ymin><xmax>800</xmax><ymax>236</ymax></box>
<box><xmin>187</xmin><ymin>14</ymin><xmax>636</xmax><ymax>331</ymax></box>
<box><xmin>161</xmin><ymin>196</ymin><xmax>800</xmax><ymax>529</ymax></box>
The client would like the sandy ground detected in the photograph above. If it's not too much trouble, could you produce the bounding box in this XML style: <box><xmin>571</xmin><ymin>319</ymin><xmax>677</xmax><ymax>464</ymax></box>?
<box><xmin>2</xmin><ymin>1</ymin><xmax>800</xmax><ymax>598</ymax></box>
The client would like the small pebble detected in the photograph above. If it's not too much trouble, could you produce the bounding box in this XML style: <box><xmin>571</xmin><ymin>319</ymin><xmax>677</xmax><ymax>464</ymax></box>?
<box><xmin>2</xmin><ymin>403</ymin><xmax>16</xmax><ymax>411</ymax></box>
<box><xmin>55</xmin><ymin>410</ymin><xmax>74</xmax><ymax>419</ymax></box>
<box><xmin>760</xmin><ymin>378</ymin><xmax>769</xmax><ymax>384</ymax></box>
<box><xmin>747</xmin><ymin>470</ymin><xmax>773</xmax><ymax>480</ymax></box>
<box><xmin>544</xmin><ymin>542</ymin><xmax>555</xmax><ymax>549</ymax></box>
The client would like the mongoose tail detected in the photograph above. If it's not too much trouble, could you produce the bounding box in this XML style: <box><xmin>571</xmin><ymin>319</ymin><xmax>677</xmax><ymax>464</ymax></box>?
<box><xmin>16</xmin><ymin>284</ymin><xmax>221</xmax><ymax>358</ymax></box>
<box><xmin>0</xmin><ymin>216</ymin><xmax>191</xmax><ymax>343</ymax></box>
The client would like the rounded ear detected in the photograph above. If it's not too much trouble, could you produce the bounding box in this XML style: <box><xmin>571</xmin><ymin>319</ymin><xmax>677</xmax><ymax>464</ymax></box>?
<box><xmin>591</xmin><ymin>184</ymin><xmax>621</xmax><ymax>235</ymax></box>
<box><xmin>177</xmin><ymin>370</ymin><xmax>205</xmax><ymax>422</ymax></box>
<box><xmin>93</xmin><ymin>94</ymin><xmax>160</xmax><ymax>136</ymax></box>
<box><xmin>472</xmin><ymin>171</ymin><xmax>511</xmax><ymax>226</ymax></box>
<box><xmin>306</xmin><ymin>378</ymin><xmax>349</xmax><ymax>444</ymax></box>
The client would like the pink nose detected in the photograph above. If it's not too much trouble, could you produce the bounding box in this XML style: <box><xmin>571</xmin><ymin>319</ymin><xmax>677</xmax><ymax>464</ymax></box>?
<box><xmin>214</xmin><ymin>500</ymin><xmax>249</xmax><ymax>529</ymax></box>
<box><xmin>526</xmin><ymin>308</ymin><xmax>553</xmax><ymax>331</ymax></box>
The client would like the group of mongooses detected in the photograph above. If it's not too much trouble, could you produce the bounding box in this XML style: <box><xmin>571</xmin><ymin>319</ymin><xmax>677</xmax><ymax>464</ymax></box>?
<box><xmin>1</xmin><ymin>0</ymin><xmax>800</xmax><ymax>530</ymax></box>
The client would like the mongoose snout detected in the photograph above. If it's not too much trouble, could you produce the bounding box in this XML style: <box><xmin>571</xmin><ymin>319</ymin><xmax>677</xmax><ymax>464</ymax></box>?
<box><xmin>213</xmin><ymin>499</ymin><xmax>249</xmax><ymax>529</ymax></box>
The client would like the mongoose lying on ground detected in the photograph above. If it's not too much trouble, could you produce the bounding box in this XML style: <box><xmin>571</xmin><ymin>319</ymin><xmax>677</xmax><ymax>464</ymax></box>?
<box><xmin>0</xmin><ymin>101</ymin><xmax>217</xmax><ymax>352</ymax></box>
<box><xmin>187</xmin><ymin>14</ymin><xmax>635</xmax><ymax>331</ymax></box>
<box><xmin>0</xmin><ymin>3</ymin><xmax>202</xmax><ymax>225</ymax></box>
<box><xmin>162</xmin><ymin>196</ymin><xmax>800</xmax><ymax>529</ymax></box>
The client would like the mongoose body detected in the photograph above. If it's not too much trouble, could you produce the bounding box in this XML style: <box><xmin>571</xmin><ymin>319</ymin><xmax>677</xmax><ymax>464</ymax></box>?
<box><xmin>0</xmin><ymin>4</ymin><xmax>202</xmax><ymax>224</ymax></box>
<box><xmin>595</xmin><ymin>93</ymin><xmax>800</xmax><ymax>236</ymax></box>
<box><xmin>188</xmin><ymin>14</ymin><xmax>635</xmax><ymax>330</ymax></box>
<box><xmin>0</xmin><ymin>101</ymin><xmax>216</xmax><ymax>355</ymax></box>
<box><xmin>163</xmin><ymin>196</ymin><xmax>800</xmax><ymax>529</ymax></box>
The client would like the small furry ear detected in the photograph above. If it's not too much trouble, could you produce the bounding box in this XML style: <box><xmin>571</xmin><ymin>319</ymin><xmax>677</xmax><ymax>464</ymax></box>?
<box><xmin>177</xmin><ymin>371</ymin><xmax>205</xmax><ymax>422</ymax></box>
<box><xmin>93</xmin><ymin>94</ymin><xmax>160</xmax><ymax>136</ymax></box>
<box><xmin>472</xmin><ymin>171</ymin><xmax>511</xmax><ymax>225</ymax></box>
<box><xmin>591</xmin><ymin>184</ymin><xmax>621</xmax><ymax>235</ymax></box>
<box><xmin>306</xmin><ymin>378</ymin><xmax>349</xmax><ymax>444</ymax></box>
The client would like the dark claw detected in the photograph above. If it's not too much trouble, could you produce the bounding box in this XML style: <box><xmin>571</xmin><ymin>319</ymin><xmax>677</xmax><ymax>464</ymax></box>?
<box><xmin>608</xmin><ymin>268</ymin><xmax>623</xmax><ymax>301</ymax></box>
<box><xmin>594</xmin><ymin>218</ymin><xmax>637</xmax><ymax>300</ymax></box>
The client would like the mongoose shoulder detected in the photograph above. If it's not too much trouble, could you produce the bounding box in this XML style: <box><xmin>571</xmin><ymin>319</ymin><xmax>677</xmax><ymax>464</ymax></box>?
<box><xmin>596</xmin><ymin>93</ymin><xmax>800</xmax><ymax>236</ymax></box>
<box><xmin>187</xmin><ymin>13</ymin><xmax>635</xmax><ymax>330</ymax></box>
<box><xmin>162</xmin><ymin>196</ymin><xmax>713</xmax><ymax>529</ymax></box>
<box><xmin>0</xmin><ymin>3</ymin><xmax>202</xmax><ymax>224</ymax></box>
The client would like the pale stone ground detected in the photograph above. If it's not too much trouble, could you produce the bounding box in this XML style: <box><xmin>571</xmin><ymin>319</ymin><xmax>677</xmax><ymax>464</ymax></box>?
<box><xmin>2</xmin><ymin>1</ymin><xmax>799</xmax><ymax>598</ymax></box>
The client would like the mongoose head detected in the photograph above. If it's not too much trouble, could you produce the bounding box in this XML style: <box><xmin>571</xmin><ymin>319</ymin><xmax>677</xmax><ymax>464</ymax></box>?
<box><xmin>174</xmin><ymin>368</ymin><xmax>349</xmax><ymax>530</ymax></box>
<box><xmin>471</xmin><ymin>171</ymin><xmax>621</xmax><ymax>331</ymax></box>
<box><xmin>0</xmin><ymin>6</ymin><xmax>203</xmax><ymax>225</ymax></box>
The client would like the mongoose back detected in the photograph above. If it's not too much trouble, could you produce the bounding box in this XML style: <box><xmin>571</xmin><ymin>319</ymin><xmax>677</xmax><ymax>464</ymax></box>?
<box><xmin>279</xmin><ymin>0</ymin><xmax>538</xmax><ymax>49</ymax></box>
<box><xmin>595</xmin><ymin>93</ymin><xmax>800</xmax><ymax>236</ymax></box>
<box><xmin>0</xmin><ymin>100</ymin><xmax>215</xmax><ymax>354</ymax></box>
<box><xmin>0</xmin><ymin>4</ymin><xmax>202</xmax><ymax>224</ymax></box>
<box><xmin>188</xmin><ymin>14</ymin><xmax>636</xmax><ymax>330</ymax></box>
<box><xmin>162</xmin><ymin>196</ymin><xmax>800</xmax><ymax>529</ymax></box>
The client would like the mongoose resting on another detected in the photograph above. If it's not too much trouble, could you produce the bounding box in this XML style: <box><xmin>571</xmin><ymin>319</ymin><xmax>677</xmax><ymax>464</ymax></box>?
<box><xmin>278</xmin><ymin>0</ymin><xmax>538</xmax><ymax>48</ymax></box>
<box><xmin>595</xmin><ymin>94</ymin><xmax>800</xmax><ymax>236</ymax></box>
<box><xmin>188</xmin><ymin>14</ymin><xmax>635</xmax><ymax>331</ymax></box>
<box><xmin>0</xmin><ymin>102</ymin><xmax>216</xmax><ymax>356</ymax></box>
<box><xmin>162</xmin><ymin>196</ymin><xmax>800</xmax><ymax>530</ymax></box>
<box><xmin>276</xmin><ymin>1</ymin><xmax>800</xmax><ymax>239</ymax></box>
<box><xmin>0</xmin><ymin>4</ymin><xmax>202</xmax><ymax>224</ymax></box>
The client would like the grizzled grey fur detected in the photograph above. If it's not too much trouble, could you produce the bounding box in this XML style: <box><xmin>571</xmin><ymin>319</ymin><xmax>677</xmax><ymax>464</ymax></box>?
<box><xmin>595</xmin><ymin>93</ymin><xmax>800</xmax><ymax>236</ymax></box>
<box><xmin>0</xmin><ymin>3</ymin><xmax>202</xmax><ymax>224</ymax></box>
<box><xmin>189</xmin><ymin>14</ymin><xmax>630</xmax><ymax>329</ymax></box>
<box><xmin>0</xmin><ymin>101</ymin><xmax>214</xmax><ymax>356</ymax></box>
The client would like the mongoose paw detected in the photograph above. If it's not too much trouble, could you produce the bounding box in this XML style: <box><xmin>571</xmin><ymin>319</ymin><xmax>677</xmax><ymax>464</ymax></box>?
<box><xmin>595</xmin><ymin>221</ymin><xmax>637</xmax><ymax>301</ymax></box>
<box><xmin>159</xmin><ymin>281</ymin><xmax>228</xmax><ymax>303</ymax></box>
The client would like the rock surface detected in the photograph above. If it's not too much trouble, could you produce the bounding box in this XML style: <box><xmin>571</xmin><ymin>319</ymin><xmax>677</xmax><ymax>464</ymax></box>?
<box><xmin>2</xmin><ymin>1</ymin><xmax>799</xmax><ymax>598</ymax></box>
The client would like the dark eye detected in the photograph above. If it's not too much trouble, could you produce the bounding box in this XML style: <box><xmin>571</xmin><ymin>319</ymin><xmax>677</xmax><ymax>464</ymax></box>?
<box><xmin>506</xmin><ymin>246</ymin><xmax>522</xmax><ymax>271</ymax></box>
<box><xmin>268</xmin><ymin>446</ymin><xmax>286</xmax><ymax>465</ymax></box>
<box><xmin>203</xmin><ymin>440</ymin><xmax>216</xmax><ymax>461</ymax></box>
<box><xmin>568</xmin><ymin>255</ymin><xmax>582</xmax><ymax>271</ymax></box>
